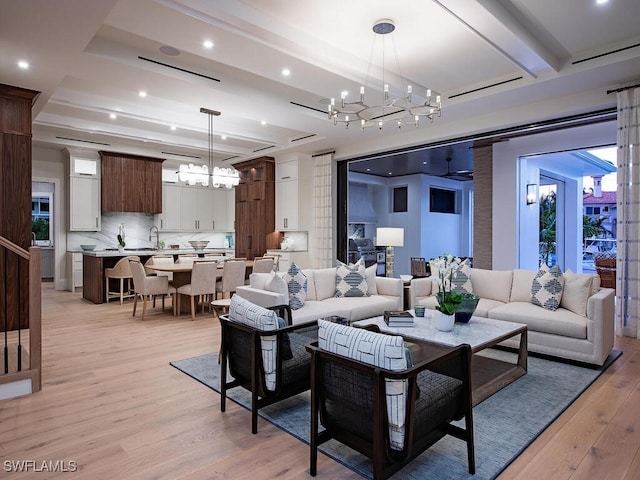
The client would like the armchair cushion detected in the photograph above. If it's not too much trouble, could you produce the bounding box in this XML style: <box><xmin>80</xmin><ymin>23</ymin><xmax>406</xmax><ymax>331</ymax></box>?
<box><xmin>318</xmin><ymin>319</ymin><xmax>409</xmax><ymax>450</ymax></box>
<box><xmin>229</xmin><ymin>295</ymin><xmax>282</xmax><ymax>391</ymax></box>
<box><xmin>334</xmin><ymin>260</ymin><xmax>370</xmax><ymax>298</ymax></box>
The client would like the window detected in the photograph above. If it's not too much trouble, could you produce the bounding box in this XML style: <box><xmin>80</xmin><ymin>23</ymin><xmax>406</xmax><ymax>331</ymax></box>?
<box><xmin>32</xmin><ymin>192</ymin><xmax>53</xmax><ymax>246</ymax></box>
<box><xmin>393</xmin><ymin>186</ymin><xmax>408</xmax><ymax>212</ymax></box>
<box><xmin>586</xmin><ymin>207</ymin><xmax>593</xmax><ymax>214</ymax></box>
<box><xmin>594</xmin><ymin>207</ymin><xmax>601</xmax><ymax>215</ymax></box>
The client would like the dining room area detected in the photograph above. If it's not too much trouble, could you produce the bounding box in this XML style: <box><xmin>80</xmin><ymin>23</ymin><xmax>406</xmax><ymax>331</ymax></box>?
<box><xmin>91</xmin><ymin>251</ymin><xmax>279</xmax><ymax>322</ymax></box>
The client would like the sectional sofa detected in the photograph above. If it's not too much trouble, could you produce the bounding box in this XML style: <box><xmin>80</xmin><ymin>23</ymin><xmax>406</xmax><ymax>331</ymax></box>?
<box><xmin>410</xmin><ymin>267</ymin><xmax>615</xmax><ymax>365</ymax></box>
<box><xmin>236</xmin><ymin>266</ymin><xmax>403</xmax><ymax>324</ymax></box>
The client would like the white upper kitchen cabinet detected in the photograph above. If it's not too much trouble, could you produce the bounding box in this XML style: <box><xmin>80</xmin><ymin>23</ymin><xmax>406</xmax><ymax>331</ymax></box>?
<box><xmin>275</xmin><ymin>154</ymin><xmax>312</xmax><ymax>232</ymax></box>
<box><xmin>67</xmin><ymin>153</ymin><xmax>101</xmax><ymax>231</ymax></box>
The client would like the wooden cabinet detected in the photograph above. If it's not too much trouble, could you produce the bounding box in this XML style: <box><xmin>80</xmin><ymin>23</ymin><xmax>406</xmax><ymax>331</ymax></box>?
<box><xmin>234</xmin><ymin>157</ymin><xmax>278</xmax><ymax>260</ymax></box>
<box><xmin>275</xmin><ymin>154</ymin><xmax>312</xmax><ymax>231</ymax></box>
<box><xmin>99</xmin><ymin>151</ymin><xmax>163</xmax><ymax>214</ymax></box>
<box><xmin>0</xmin><ymin>84</ymin><xmax>39</xmax><ymax>331</ymax></box>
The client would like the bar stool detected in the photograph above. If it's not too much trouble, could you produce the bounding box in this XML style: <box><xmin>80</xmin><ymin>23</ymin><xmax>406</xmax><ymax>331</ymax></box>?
<box><xmin>105</xmin><ymin>256</ymin><xmax>139</xmax><ymax>304</ymax></box>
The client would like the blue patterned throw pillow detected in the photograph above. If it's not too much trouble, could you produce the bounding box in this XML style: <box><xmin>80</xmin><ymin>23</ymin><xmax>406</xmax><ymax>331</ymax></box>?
<box><xmin>334</xmin><ymin>259</ymin><xmax>369</xmax><ymax>297</ymax></box>
<box><xmin>531</xmin><ymin>263</ymin><xmax>564</xmax><ymax>311</ymax></box>
<box><xmin>284</xmin><ymin>262</ymin><xmax>307</xmax><ymax>310</ymax></box>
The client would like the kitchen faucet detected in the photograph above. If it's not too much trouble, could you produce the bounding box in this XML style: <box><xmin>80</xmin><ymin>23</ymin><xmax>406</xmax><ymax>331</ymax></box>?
<box><xmin>149</xmin><ymin>225</ymin><xmax>160</xmax><ymax>250</ymax></box>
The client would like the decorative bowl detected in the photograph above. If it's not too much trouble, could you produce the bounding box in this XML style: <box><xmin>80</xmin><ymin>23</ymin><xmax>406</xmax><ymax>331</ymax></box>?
<box><xmin>189</xmin><ymin>240</ymin><xmax>209</xmax><ymax>251</ymax></box>
<box><xmin>170</xmin><ymin>244</ymin><xmax>180</xmax><ymax>250</ymax></box>
<box><xmin>80</xmin><ymin>244</ymin><xmax>96</xmax><ymax>251</ymax></box>
<box><xmin>455</xmin><ymin>293</ymin><xmax>480</xmax><ymax>323</ymax></box>
<box><xmin>400</xmin><ymin>274</ymin><xmax>413</xmax><ymax>282</ymax></box>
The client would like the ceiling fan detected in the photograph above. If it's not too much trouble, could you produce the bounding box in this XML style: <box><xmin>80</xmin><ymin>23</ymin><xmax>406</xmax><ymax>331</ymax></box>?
<box><xmin>437</xmin><ymin>157</ymin><xmax>473</xmax><ymax>181</ymax></box>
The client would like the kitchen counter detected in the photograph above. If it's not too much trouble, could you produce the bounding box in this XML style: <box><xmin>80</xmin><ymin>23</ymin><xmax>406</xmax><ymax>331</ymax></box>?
<box><xmin>81</xmin><ymin>248</ymin><xmax>235</xmax><ymax>304</ymax></box>
<box><xmin>80</xmin><ymin>248</ymin><xmax>230</xmax><ymax>257</ymax></box>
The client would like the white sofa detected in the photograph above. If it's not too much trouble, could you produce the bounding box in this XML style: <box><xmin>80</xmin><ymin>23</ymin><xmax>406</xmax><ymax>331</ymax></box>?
<box><xmin>410</xmin><ymin>268</ymin><xmax>615</xmax><ymax>366</ymax></box>
<box><xmin>236</xmin><ymin>267</ymin><xmax>403</xmax><ymax>324</ymax></box>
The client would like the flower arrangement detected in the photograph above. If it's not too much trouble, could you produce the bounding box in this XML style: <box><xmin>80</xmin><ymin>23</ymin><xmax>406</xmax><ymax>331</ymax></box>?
<box><xmin>431</xmin><ymin>254</ymin><xmax>463</xmax><ymax>315</ymax></box>
<box><xmin>117</xmin><ymin>223</ymin><xmax>126</xmax><ymax>249</ymax></box>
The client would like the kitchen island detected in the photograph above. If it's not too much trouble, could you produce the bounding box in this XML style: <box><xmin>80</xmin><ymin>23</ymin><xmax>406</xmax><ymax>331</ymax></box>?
<box><xmin>81</xmin><ymin>248</ymin><xmax>233</xmax><ymax>304</ymax></box>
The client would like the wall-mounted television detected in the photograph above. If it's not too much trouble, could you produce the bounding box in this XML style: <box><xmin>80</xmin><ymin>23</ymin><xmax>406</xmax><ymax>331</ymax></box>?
<box><xmin>430</xmin><ymin>187</ymin><xmax>456</xmax><ymax>214</ymax></box>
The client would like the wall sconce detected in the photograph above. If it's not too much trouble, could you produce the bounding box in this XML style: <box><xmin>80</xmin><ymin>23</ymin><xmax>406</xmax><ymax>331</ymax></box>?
<box><xmin>526</xmin><ymin>184</ymin><xmax>538</xmax><ymax>205</ymax></box>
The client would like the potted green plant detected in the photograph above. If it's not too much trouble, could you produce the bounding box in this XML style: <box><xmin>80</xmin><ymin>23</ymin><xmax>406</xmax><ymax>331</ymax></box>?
<box><xmin>431</xmin><ymin>254</ymin><xmax>463</xmax><ymax>331</ymax></box>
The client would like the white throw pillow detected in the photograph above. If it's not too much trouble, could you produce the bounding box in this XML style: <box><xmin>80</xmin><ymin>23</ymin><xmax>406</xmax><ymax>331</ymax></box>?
<box><xmin>365</xmin><ymin>264</ymin><xmax>378</xmax><ymax>295</ymax></box>
<box><xmin>284</xmin><ymin>262</ymin><xmax>307</xmax><ymax>310</ymax></box>
<box><xmin>335</xmin><ymin>259</ymin><xmax>369</xmax><ymax>297</ymax></box>
<box><xmin>560</xmin><ymin>269</ymin><xmax>593</xmax><ymax>316</ymax></box>
<box><xmin>531</xmin><ymin>263</ymin><xmax>564</xmax><ymax>311</ymax></box>
<box><xmin>265</xmin><ymin>271</ymin><xmax>289</xmax><ymax>304</ymax></box>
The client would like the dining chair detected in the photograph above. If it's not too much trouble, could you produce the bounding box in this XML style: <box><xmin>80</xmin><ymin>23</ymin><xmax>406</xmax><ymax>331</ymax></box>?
<box><xmin>176</xmin><ymin>260</ymin><xmax>219</xmax><ymax>320</ymax></box>
<box><xmin>105</xmin><ymin>255</ymin><xmax>139</xmax><ymax>304</ymax></box>
<box><xmin>216</xmin><ymin>259</ymin><xmax>247</xmax><ymax>300</ymax></box>
<box><xmin>252</xmin><ymin>256</ymin><xmax>275</xmax><ymax>274</ymax></box>
<box><xmin>176</xmin><ymin>254</ymin><xmax>198</xmax><ymax>264</ymax></box>
<box><xmin>145</xmin><ymin>254</ymin><xmax>175</xmax><ymax>281</ymax></box>
<box><xmin>261</xmin><ymin>254</ymin><xmax>280</xmax><ymax>271</ymax></box>
<box><xmin>129</xmin><ymin>259</ymin><xmax>176</xmax><ymax>319</ymax></box>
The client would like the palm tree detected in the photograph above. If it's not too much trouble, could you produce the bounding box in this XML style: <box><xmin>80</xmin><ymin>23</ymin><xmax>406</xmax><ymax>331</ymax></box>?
<box><xmin>539</xmin><ymin>191</ymin><xmax>556</xmax><ymax>265</ymax></box>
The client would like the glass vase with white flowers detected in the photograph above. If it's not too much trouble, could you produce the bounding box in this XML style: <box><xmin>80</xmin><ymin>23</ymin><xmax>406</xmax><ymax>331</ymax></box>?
<box><xmin>431</xmin><ymin>254</ymin><xmax>463</xmax><ymax>316</ymax></box>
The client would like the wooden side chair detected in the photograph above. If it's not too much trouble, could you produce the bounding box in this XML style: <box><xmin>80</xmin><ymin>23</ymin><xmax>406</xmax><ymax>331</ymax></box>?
<box><xmin>252</xmin><ymin>256</ymin><xmax>275</xmax><ymax>273</ymax></box>
<box><xmin>219</xmin><ymin>295</ymin><xmax>318</xmax><ymax>433</ymax></box>
<box><xmin>307</xmin><ymin>320</ymin><xmax>475</xmax><ymax>480</ymax></box>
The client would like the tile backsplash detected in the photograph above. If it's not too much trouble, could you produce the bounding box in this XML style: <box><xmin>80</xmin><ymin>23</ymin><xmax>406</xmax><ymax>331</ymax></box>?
<box><xmin>66</xmin><ymin>212</ymin><xmax>233</xmax><ymax>251</ymax></box>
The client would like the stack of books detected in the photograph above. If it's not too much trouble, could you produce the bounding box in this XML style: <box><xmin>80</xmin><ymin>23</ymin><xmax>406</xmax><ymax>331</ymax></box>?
<box><xmin>383</xmin><ymin>310</ymin><xmax>414</xmax><ymax>327</ymax></box>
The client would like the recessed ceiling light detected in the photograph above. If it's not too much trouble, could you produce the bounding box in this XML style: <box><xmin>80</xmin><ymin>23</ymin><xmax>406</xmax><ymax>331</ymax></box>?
<box><xmin>423</xmin><ymin>161</ymin><xmax>427</xmax><ymax>165</ymax></box>
<box><xmin>203</xmin><ymin>40</ymin><xmax>214</xmax><ymax>49</ymax></box>
<box><xmin>17</xmin><ymin>60</ymin><xmax>29</xmax><ymax>70</ymax></box>
<box><xmin>170</xmin><ymin>125</ymin><xmax>177</xmax><ymax>131</ymax></box>
<box><xmin>261</xmin><ymin>120</ymin><xmax>267</xmax><ymax>126</ymax></box>
<box><xmin>221</xmin><ymin>135</ymin><xmax>227</xmax><ymax>140</ymax></box>
<box><xmin>388</xmin><ymin>172</ymin><xmax>392</xmax><ymax>175</ymax></box>
<box><xmin>366</xmin><ymin>168</ymin><xmax>371</xmax><ymax>172</ymax></box>
<box><xmin>159</xmin><ymin>45</ymin><xmax>180</xmax><ymax>56</ymax></box>
<box><xmin>109</xmin><ymin>113</ymin><xmax>117</xmax><ymax>119</ymax></box>
<box><xmin>139</xmin><ymin>90</ymin><xmax>147</xmax><ymax>98</ymax></box>
<box><xmin>282</xmin><ymin>68</ymin><xmax>290</xmax><ymax>76</ymax></box>
<box><xmin>596</xmin><ymin>0</ymin><xmax>608</xmax><ymax>4</ymax></box>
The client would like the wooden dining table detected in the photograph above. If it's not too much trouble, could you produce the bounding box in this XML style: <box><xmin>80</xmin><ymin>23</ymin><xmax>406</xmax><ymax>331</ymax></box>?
<box><xmin>147</xmin><ymin>260</ymin><xmax>254</xmax><ymax>287</ymax></box>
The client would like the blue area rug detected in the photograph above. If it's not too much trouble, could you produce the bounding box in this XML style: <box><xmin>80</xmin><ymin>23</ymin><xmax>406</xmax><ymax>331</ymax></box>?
<box><xmin>170</xmin><ymin>349</ymin><xmax>620</xmax><ymax>480</ymax></box>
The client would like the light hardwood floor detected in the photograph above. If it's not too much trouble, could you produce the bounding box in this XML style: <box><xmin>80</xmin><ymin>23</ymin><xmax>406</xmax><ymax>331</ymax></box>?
<box><xmin>1</xmin><ymin>284</ymin><xmax>639</xmax><ymax>479</ymax></box>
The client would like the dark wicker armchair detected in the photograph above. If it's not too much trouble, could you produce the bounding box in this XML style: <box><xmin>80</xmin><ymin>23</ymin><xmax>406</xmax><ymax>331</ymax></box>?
<box><xmin>307</xmin><ymin>322</ymin><xmax>475</xmax><ymax>480</ymax></box>
<box><xmin>219</xmin><ymin>301</ymin><xmax>318</xmax><ymax>434</ymax></box>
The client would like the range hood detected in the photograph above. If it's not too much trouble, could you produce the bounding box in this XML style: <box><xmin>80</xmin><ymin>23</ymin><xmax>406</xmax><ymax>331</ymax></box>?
<box><xmin>348</xmin><ymin>183</ymin><xmax>378</xmax><ymax>223</ymax></box>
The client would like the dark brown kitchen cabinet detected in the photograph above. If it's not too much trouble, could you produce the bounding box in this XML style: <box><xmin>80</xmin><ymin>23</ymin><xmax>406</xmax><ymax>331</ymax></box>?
<box><xmin>234</xmin><ymin>157</ymin><xmax>278</xmax><ymax>260</ymax></box>
<box><xmin>99</xmin><ymin>151</ymin><xmax>163</xmax><ymax>213</ymax></box>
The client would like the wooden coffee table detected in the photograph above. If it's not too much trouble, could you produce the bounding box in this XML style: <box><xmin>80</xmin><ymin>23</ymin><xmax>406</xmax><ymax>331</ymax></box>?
<box><xmin>353</xmin><ymin>313</ymin><xmax>527</xmax><ymax>406</ymax></box>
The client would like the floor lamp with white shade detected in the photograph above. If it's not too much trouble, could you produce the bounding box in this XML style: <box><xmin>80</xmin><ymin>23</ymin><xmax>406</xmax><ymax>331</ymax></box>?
<box><xmin>376</xmin><ymin>227</ymin><xmax>404</xmax><ymax>277</ymax></box>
